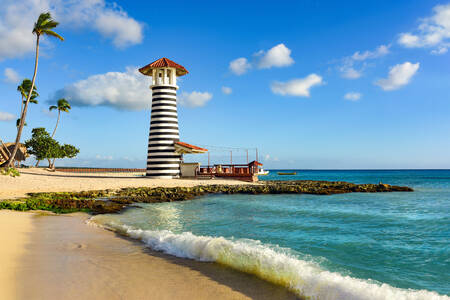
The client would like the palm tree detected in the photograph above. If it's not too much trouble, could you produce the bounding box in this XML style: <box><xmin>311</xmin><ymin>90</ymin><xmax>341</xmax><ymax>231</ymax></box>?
<box><xmin>17</xmin><ymin>79</ymin><xmax>38</xmax><ymax>131</ymax></box>
<box><xmin>49</xmin><ymin>98</ymin><xmax>71</xmax><ymax>138</ymax></box>
<box><xmin>7</xmin><ymin>12</ymin><xmax>63</xmax><ymax>168</ymax></box>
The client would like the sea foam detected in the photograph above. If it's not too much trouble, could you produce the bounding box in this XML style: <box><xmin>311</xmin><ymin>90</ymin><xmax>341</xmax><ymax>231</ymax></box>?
<box><xmin>89</xmin><ymin>218</ymin><xmax>449</xmax><ymax>300</ymax></box>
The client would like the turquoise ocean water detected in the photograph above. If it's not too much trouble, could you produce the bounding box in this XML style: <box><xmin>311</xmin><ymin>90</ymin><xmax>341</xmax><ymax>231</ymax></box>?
<box><xmin>91</xmin><ymin>170</ymin><xmax>449</xmax><ymax>299</ymax></box>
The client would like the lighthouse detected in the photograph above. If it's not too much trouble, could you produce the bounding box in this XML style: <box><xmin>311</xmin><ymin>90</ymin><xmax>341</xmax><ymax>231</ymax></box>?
<box><xmin>139</xmin><ymin>58</ymin><xmax>189</xmax><ymax>178</ymax></box>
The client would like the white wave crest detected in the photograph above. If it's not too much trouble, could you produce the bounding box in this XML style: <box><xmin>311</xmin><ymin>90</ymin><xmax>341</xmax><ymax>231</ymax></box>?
<box><xmin>89</xmin><ymin>218</ymin><xmax>449</xmax><ymax>300</ymax></box>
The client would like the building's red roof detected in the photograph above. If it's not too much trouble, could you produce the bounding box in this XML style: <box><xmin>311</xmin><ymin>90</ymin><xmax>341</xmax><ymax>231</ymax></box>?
<box><xmin>139</xmin><ymin>58</ymin><xmax>189</xmax><ymax>77</ymax></box>
<box><xmin>175</xmin><ymin>142</ymin><xmax>207</xmax><ymax>152</ymax></box>
<box><xmin>249</xmin><ymin>160</ymin><xmax>263</xmax><ymax>166</ymax></box>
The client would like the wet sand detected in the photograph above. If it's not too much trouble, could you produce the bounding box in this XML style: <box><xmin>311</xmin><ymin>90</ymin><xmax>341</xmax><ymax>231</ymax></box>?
<box><xmin>3</xmin><ymin>211</ymin><xmax>298</xmax><ymax>300</ymax></box>
<box><xmin>0</xmin><ymin>168</ymin><xmax>255</xmax><ymax>200</ymax></box>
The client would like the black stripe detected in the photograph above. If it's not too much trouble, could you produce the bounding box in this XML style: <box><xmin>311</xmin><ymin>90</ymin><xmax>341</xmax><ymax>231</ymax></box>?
<box><xmin>152</xmin><ymin>92</ymin><xmax>177</xmax><ymax>97</ymax></box>
<box><xmin>150</xmin><ymin>126</ymin><xmax>179</xmax><ymax>130</ymax></box>
<box><xmin>151</xmin><ymin>108</ymin><xmax>178</xmax><ymax>113</ymax></box>
<box><xmin>151</xmin><ymin>115</ymin><xmax>178</xmax><ymax>119</ymax></box>
<box><xmin>146</xmin><ymin>166</ymin><xmax>180</xmax><ymax>170</ymax></box>
<box><xmin>152</xmin><ymin>97</ymin><xmax>177</xmax><ymax>102</ymax></box>
<box><xmin>152</xmin><ymin>103</ymin><xmax>177</xmax><ymax>108</ymax></box>
<box><xmin>152</xmin><ymin>86</ymin><xmax>177</xmax><ymax>91</ymax></box>
<box><xmin>149</xmin><ymin>137</ymin><xmax>179</xmax><ymax>141</ymax></box>
<box><xmin>147</xmin><ymin>149</ymin><xmax>176</xmax><ymax>153</ymax></box>
<box><xmin>150</xmin><ymin>120</ymin><xmax>178</xmax><ymax>125</ymax></box>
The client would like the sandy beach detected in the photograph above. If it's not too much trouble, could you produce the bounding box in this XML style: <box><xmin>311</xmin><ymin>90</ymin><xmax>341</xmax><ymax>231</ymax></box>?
<box><xmin>0</xmin><ymin>168</ymin><xmax>255</xmax><ymax>200</ymax></box>
<box><xmin>0</xmin><ymin>210</ymin><xmax>298</xmax><ymax>300</ymax></box>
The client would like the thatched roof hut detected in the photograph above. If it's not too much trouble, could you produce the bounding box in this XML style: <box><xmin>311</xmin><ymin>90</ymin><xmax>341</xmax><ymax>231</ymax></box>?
<box><xmin>0</xmin><ymin>142</ymin><xmax>28</xmax><ymax>165</ymax></box>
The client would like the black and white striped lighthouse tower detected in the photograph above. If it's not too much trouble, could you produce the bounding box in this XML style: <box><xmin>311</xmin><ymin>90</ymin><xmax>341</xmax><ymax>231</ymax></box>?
<box><xmin>138</xmin><ymin>58</ymin><xmax>189</xmax><ymax>178</ymax></box>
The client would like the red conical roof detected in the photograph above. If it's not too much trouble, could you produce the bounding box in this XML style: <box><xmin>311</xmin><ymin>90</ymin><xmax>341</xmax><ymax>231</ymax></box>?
<box><xmin>139</xmin><ymin>58</ymin><xmax>188</xmax><ymax>77</ymax></box>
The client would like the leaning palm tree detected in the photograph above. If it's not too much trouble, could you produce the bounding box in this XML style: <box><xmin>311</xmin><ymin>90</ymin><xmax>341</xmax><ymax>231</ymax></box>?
<box><xmin>49</xmin><ymin>98</ymin><xmax>71</xmax><ymax>138</ymax></box>
<box><xmin>17</xmin><ymin>79</ymin><xmax>38</xmax><ymax>131</ymax></box>
<box><xmin>7</xmin><ymin>12</ymin><xmax>63</xmax><ymax>168</ymax></box>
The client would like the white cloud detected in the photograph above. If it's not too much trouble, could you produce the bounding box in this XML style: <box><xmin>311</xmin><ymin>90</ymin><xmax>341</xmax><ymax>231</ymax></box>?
<box><xmin>53</xmin><ymin>67</ymin><xmax>212</xmax><ymax>110</ymax></box>
<box><xmin>339</xmin><ymin>44</ymin><xmax>390</xmax><ymax>79</ymax></box>
<box><xmin>340</xmin><ymin>67</ymin><xmax>362</xmax><ymax>79</ymax></box>
<box><xmin>344</xmin><ymin>92</ymin><xmax>362</xmax><ymax>101</ymax></box>
<box><xmin>0</xmin><ymin>111</ymin><xmax>15</xmax><ymax>121</ymax></box>
<box><xmin>179</xmin><ymin>91</ymin><xmax>213</xmax><ymax>107</ymax></box>
<box><xmin>229</xmin><ymin>58</ymin><xmax>251</xmax><ymax>75</ymax></box>
<box><xmin>3</xmin><ymin>68</ymin><xmax>20</xmax><ymax>83</ymax></box>
<box><xmin>351</xmin><ymin>45</ymin><xmax>390</xmax><ymax>61</ymax></box>
<box><xmin>271</xmin><ymin>74</ymin><xmax>323</xmax><ymax>97</ymax></box>
<box><xmin>52</xmin><ymin>67</ymin><xmax>153</xmax><ymax>110</ymax></box>
<box><xmin>256</xmin><ymin>43</ymin><xmax>294</xmax><ymax>69</ymax></box>
<box><xmin>94</xmin><ymin>10</ymin><xmax>143</xmax><ymax>48</ymax></box>
<box><xmin>0</xmin><ymin>0</ymin><xmax>143</xmax><ymax>60</ymax></box>
<box><xmin>375</xmin><ymin>62</ymin><xmax>420</xmax><ymax>91</ymax></box>
<box><xmin>221</xmin><ymin>86</ymin><xmax>232</xmax><ymax>95</ymax></box>
<box><xmin>229</xmin><ymin>43</ymin><xmax>294</xmax><ymax>75</ymax></box>
<box><xmin>398</xmin><ymin>4</ymin><xmax>450</xmax><ymax>54</ymax></box>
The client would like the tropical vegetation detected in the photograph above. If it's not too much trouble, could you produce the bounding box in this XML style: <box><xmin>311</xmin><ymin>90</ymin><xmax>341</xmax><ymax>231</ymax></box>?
<box><xmin>6</xmin><ymin>12</ymin><xmax>63</xmax><ymax>168</ymax></box>
<box><xmin>49</xmin><ymin>98</ymin><xmax>71</xmax><ymax>137</ymax></box>
<box><xmin>25</xmin><ymin>128</ymin><xmax>79</xmax><ymax>169</ymax></box>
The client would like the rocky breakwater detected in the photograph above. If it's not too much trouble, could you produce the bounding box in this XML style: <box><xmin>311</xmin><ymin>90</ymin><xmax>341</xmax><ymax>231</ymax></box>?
<box><xmin>1</xmin><ymin>180</ymin><xmax>413</xmax><ymax>214</ymax></box>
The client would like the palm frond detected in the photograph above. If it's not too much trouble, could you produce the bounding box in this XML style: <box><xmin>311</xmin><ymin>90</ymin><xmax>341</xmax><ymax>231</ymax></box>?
<box><xmin>49</xmin><ymin>105</ymin><xmax>57</xmax><ymax>111</ymax></box>
<box><xmin>42</xmin><ymin>29</ymin><xmax>64</xmax><ymax>41</ymax></box>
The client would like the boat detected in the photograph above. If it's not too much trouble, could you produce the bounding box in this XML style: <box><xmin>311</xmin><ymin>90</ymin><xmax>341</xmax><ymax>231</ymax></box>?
<box><xmin>277</xmin><ymin>172</ymin><xmax>297</xmax><ymax>175</ymax></box>
<box><xmin>257</xmin><ymin>168</ymin><xmax>269</xmax><ymax>175</ymax></box>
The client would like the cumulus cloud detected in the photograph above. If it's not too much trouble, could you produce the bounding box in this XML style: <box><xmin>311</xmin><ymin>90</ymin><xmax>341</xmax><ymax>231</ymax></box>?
<box><xmin>0</xmin><ymin>111</ymin><xmax>15</xmax><ymax>121</ymax></box>
<box><xmin>0</xmin><ymin>0</ymin><xmax>143</xmax><ymax>60</ymax></box>
<box><xmin>256</xmin><ymin>43</ymin><xmax>294</xmax><ymax>69</ymax></box>
<box><xmin>179</xmin><ymin>91</ymin><xmax>213</xmax><ymax>107</ymax></box>
<box><xmin>398</xmin><ymin>4</ymin><xmax>450</xmax><ymax>54</ymax></box>
<box><xmin>375</xmin><ymin>62</ymin><xmax>420</xmax><ymax>91</ymax></box>
<box><xmin>344</xmin><ymin>92</ymin><xmax>362</xmax><ymax>101</ymax></box>
<box><xmin>221</xmin><ymin>86</ymin><xmax>232</xmax><ymax>95</ymax></box>
<box><xmin>94</xmin><ymin>10</ymin><xmax>143</xmax><ymax>48</ymax></box>
<box><xmin>229</xmin><ymin>43</ymin><xmax>294</xmax><ymax>75</ymax></box>
<box><xmin>52</xmin><ymin>67</ymin><xmax>153</xmax><ymax>110</ymax></box>
<box><xmin>52</xmin><ymin>67</ymin><xmax>212</xmax><ymax>110</ymax></box>
<box><xmin>271</xmin><ymin>74</ymin><xmax>323</xmax><ymax>97</ymax></box>
<box><xmin>229</xmin><ymin>58</ymin><xmax>251</xmax><ymax>75</ymax></box>
<box><xmin>3</xmin><ymin>68</ymin><xmax>20</xmax><ymax>83</ymax></box>
<box><xmin>339</xmin><ymin>44</ymin><xmax>390</xmax><ymax>79</ymax></box>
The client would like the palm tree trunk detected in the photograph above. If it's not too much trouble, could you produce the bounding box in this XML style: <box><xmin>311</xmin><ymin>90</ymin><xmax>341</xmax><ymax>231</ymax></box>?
<box><xmin>51</xmin><ymin>110</ymin><xmax>60</xmax><ymax>138</ymax></box>
<box><xmin>7</xmin><ymin>35</ymin><xmax>40</xmax><ymax>168</ymax></box>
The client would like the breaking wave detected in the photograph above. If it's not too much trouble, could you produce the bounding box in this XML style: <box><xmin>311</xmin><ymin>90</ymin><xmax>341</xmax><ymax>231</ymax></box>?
<box><xmin>88</xmin><ymin>218</ymin><xmax>448</xmax><ymax>300</ymax></box>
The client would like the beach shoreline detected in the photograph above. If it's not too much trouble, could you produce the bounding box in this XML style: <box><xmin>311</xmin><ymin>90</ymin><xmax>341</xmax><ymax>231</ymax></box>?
<box><xmin>0</xmin><ymin>168</ymin><xmax>255</xmax><ymax>200</ymax></box>
<box><xmin>1</xmin><ymin>210</ymin><xmax>299</xmax><ymax>300</ymax></box>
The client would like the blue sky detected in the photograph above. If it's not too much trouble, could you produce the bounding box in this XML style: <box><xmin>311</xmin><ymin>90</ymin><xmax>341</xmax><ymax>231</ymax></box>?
<box><xmin>0</xmin><ymin>0</ymin><xmax>449</xmax><ymax>169</ymax></box>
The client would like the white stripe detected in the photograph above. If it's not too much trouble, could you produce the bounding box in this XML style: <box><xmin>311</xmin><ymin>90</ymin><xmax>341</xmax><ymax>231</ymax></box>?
<box><xmin>150</xmin><ymin>116</ymin><xmax>178</xmax><ymax>122</ymax></box>
<box><xmin>146</xmin><ymin>164</ymin><xmax>180</xmax><ymax>169</ymax></box>
<box><xmin>149</xmin><ymin>134</ymin><xmax>179</xmax><ymax>140</ymax></box>
<box><xmin>150</xmin><ymin>128</ymin><xmax>179</xmax><ymax>134</ymax></box>
<box><xmin>148</xmin><ymin>140</ymin><xmax>177</xmax><ymax>145</ymax></box>
<box><xmin>151</xmin><ymin>111</ymin><xmax>178</xmax><ymax>117</ymax></box>
<box><xmin>147</xmin><ymin>146</ymin><xmax>176</xmax><ymax>151</ymax></box>
<box><xmin>147</xmin><ymin>158</ymin><xmax>181</xmax><ymax>162</ymax></box>
<box><xmin>151</xmin><ymin>105</ymin><xmax>178</xmax><ymax>111</ymax></box>
<box><xmin>146</xmin><ymin>169</ymin><xmax>180</xmax><ymax>174</ymax></box>
<box><xmin>152</xmin><ymin>99</ymin><xmax>177</xmax><ymax>105</ymax></box>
